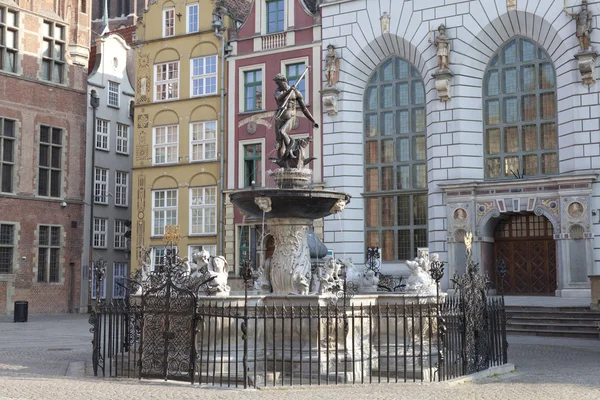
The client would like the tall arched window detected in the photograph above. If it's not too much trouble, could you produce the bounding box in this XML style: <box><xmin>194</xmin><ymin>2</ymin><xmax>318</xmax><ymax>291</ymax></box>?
<box><xmin>484</xmin><ymin>38</ymin><xmax>557</xmax><ymax>179</ymax></box>
<box><xmin>364</xmin><ymin>57</ymin><xmax>427</xmax><ymax>261</ymax></box>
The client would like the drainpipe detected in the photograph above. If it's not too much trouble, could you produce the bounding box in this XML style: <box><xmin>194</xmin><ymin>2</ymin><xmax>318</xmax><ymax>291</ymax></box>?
<box><xmin>212</xmin><ymin>7</ymin><xmax>227</xmax><ymax>255</ymax></box>
<box><xmin>89</xmin><ymin>89</ymin><xmax>99</xmax><ymax>306</ymax></box>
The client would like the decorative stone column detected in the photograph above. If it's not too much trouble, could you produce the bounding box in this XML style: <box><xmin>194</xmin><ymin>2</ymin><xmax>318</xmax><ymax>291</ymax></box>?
<box><xmin>268</xmin><ymin>218</ymin><xmax>313</xmax><ymax>294</ymax></box>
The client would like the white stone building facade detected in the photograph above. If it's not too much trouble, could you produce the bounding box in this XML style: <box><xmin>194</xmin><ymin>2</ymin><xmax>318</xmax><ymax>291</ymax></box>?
<box><xmin>320</xmin><ymin>0</ymin><xmax>600</xmax><ymax>297</ymax></box>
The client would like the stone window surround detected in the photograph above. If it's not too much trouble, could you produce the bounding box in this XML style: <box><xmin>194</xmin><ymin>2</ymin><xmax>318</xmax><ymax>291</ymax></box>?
<box><xmin>34</xmin><ymin>224</ymin><xmax>63</xmax><ymax>284</ymax></box>
<box><xmin>363</xmin><ymin>56</ymin><xmax>428</xmax><ymax>262</ymax></box>
<box><xmin>238</xmin><ymin>138</ymin><xmax>265</xmax><ymax>188</ymax></box>
<box><xmin>239</xmin><ymin>63</ymin><xmax>266</xmax><ymax>113</ymax></box>
<box><xmin>280</xmin><ymin>56</ymin><xmax>309</xmax><ymax>103</ymax></box>
<box><xmin>0</xmin><ymin>6</ymin><xmax>18</xmax><ymax>74</ymax></box>
<box><xmin>482</xmin><ymin>37</ymin><xmax>558</xmax><ymax>180</ymax></box>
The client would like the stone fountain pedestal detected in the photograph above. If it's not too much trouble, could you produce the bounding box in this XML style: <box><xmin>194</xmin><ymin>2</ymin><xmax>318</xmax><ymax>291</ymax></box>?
<box><xmin>195</xmin><ymin>293</ymin><xmax>444</xmax><ymax>384</ymax></box>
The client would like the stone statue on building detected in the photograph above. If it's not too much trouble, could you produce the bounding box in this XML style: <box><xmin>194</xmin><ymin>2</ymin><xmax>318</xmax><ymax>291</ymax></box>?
<box><xmin>432</xmin><ymin>24</ymin><xmax>451</xmax><ymax>71</ymax></box>
<box><xmin>566</xmin><ymin>0</ymin><xmax>593</xmax><ymax>51</ymax></box>
<box><xmin>325</xmin><ymin>44</ymin><xmax>339</xmax><ymax>87</ymax></box>
<box><xmin>273</xmin><ymin>73</ymin><xmax>319</xmax><ymax>168</ymax></box>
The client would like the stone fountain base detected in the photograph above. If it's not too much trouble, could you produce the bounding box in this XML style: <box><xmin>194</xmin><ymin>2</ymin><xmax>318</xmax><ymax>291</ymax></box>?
<box><xmin>196</xmin><ymin>293</ymin><xmax>444</xmax><ymax>384</ymax></box>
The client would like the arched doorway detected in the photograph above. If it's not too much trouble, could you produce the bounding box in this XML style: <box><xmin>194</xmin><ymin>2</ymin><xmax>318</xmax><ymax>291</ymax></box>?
<box><xmin>494</xmin><ymin>214</ymin><xmax>557</xmax><ymax>295</ymax></box>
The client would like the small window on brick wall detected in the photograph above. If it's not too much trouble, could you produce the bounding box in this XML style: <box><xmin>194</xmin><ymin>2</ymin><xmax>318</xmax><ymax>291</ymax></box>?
<box><xmin>0</xmin><ymin>118</ymin><xmax>15</xmax><ymax>193</ymax></box>
<box><xmin>37</xmin><ymin>225</ymin><xmax>60</xmax><ymax>282</ymax></box>
<box><xmin>41</xmin><ymin>20</ymin><xmax>65</xmax><ymax>83</ymax></box>
<box><xmin>0</xmin><ymin>223</ymin><xmax>15</xmax><ymax>274</ymax></box>
<box><xmin>38</xmin><ymin>125</ymin><xmax>62</xmax><ymax>198</ymax></box>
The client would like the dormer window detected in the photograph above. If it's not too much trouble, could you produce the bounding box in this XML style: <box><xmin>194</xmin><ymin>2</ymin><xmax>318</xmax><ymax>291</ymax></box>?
<box><xmin>266</xmin><ymin>0</ymin><xmax>284</xmax><ymax>33</ymax></box>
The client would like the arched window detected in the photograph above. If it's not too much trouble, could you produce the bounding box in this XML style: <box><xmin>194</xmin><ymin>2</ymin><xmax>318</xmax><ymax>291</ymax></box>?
<box><xmin>364</xmin><ymin>57</ymin><xmax>427</xmax><ymax>261</ymax></box>
<box><xmin>484</xmin><ymin>38</ymin><xmax>557</xmax><ymax>179</ymax></box>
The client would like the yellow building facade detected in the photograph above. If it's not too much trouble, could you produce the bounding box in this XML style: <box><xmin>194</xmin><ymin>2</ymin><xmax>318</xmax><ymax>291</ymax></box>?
<box><xmin>132</xmin><ymin>0</ymin><xmax>230</xmax><ymax>270</ymax></box>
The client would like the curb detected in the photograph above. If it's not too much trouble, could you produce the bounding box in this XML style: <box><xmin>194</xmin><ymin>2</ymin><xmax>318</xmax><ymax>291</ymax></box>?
<box><xmin>444</xmin><ymin>363</ymin><xmax>516</xmax><ymax>386</ymax></box>
<box><xmin>66</xmin><ymin>361</ymin><xmax>86</xmax><ymax>377</ymax></box>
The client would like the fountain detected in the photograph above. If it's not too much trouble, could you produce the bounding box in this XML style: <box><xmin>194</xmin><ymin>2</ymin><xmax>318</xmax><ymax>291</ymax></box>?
<box><xmin>195</xmin><ymin>72</ymin><xmax>445</xmax><ymax>385</ymax></box>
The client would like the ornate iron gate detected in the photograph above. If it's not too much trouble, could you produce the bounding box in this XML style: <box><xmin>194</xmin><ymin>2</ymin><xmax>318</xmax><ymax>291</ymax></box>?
<box><xmin>140</xmin><ymin>268</ymin><xmax>198</xmax><ymax>382</ymax></box>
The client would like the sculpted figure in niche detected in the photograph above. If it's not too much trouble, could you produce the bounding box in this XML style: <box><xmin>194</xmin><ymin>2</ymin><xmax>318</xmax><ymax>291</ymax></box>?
<box><xmin>568</xmin><ymin>202</ymin><xmax>584</xmax><ymax>218</ymax></box>
<box><xmin>325</xmin><ymin>44</ymin><xmax>339</xmax><ymax>87</ymax></box>
<box><xmin>273</xmin><ymin>73</ymin><xmax>319</xmax><ymax>165</ymax></box>
<box><xmin>566</xmin><ymin>0</ymin><xmax>593</xmax><ymax>51</ymax></box>
<box><xmin>454</xmin><ymin>208</ymin><xmax>467</xmax><ymax>222</ymax></box>
<box><xmin>432</xmin><ymin>24</ymin><xmax>451</xmax><ymax>71</ymax></box>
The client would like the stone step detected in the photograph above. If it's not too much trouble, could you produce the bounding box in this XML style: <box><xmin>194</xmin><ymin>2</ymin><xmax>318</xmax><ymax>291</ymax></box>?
<box><xmin>508</xmin><ymin>316</ymin><xmax>600</xmax><ymax>324</ymax></box>
<box><xmin>508</xmin><ymin>322</ymin><xmax>599</xmax><ymax>332</ymax></box>
<box><xmin>506</xmin><ymin>327</ymin><xmax>599</xmax><ymax>340</ymax></box>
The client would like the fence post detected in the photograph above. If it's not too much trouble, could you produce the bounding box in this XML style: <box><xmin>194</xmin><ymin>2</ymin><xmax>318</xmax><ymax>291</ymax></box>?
<box><xmin>495</xmin><ymin>258</ymin><xmax>509</xmax><ymax>364</ymax></box>
<box><xmin>429</xmin><ymin>259</ymin><xmax>445</xmax><ymax>381</ymax></box>
<box><xmin>240</xmin><ymin>259</ymin><xmax>253</xmax><ymax>389</ymax></box>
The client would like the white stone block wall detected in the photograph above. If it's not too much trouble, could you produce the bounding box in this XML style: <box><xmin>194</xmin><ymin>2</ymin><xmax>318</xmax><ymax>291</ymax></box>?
<box><xmin>320</xmin><ymin>0</ymin><xmax>600</xmax><ymax>282</ymax></box>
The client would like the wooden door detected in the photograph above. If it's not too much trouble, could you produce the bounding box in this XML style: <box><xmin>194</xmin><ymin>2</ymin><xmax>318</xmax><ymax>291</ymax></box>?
<box><xmin>494</xmin><ymin>214</ymin><xmax>556</xmax><ymax>295</ymax></box>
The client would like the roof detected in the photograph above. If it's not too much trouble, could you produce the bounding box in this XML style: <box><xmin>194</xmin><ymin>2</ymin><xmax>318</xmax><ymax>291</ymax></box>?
<box><xmin>110</xmin><ymin>25</ymin><xmax>137</xmax><ymax>45</ymax></box>
<box><xmin>217</xmin><ymin>0</ymin><xmax>253</xmax><ymax>23</ymax></box>
<box><xmin>88</xmin><ymin>26</ymin><xmax>136</xmax><ymax>75</ymax></box>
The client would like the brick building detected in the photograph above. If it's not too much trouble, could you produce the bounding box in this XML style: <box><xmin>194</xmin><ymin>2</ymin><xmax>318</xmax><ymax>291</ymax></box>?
<box><xmin>0</xmin><ymin>0</ymin><xmax>90</xmax><ymax>314</ymax></box>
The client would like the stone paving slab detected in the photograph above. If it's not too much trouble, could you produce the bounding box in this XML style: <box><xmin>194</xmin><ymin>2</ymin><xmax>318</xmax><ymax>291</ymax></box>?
<box><xmin>0</xmin><ymin>313</ymin><xmax>598</xmax><ymax>399</ymax></box>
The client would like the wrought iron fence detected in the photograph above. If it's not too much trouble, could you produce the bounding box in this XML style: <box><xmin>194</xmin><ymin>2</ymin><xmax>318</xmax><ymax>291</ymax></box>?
<box><xmin>90</xmin><ymin>243</ymin><xmax>508</xmax><ymax>386</ymax></box>
<box><xmin>90</xmin><ymin>295</ymin><xmax>507</xmax><ymax>386</ymax></box>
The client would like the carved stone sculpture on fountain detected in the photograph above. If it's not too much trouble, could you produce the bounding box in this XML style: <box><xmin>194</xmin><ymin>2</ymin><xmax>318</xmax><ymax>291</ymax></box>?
<box><xmin>192</xmin><ymin>249</ymin><xmax>230</xmax><ymax>296</ymax></box>
<box><xmin>405</xmin><ymin>250</ymin><xmax>438</xmax><ymax>296</ymax></box>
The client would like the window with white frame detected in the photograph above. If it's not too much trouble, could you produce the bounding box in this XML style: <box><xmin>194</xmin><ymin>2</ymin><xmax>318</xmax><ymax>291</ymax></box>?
<box><xmin>0</xmin><ymin>7</ymin><xmax>18</xmax><ymax>73</ymax></box>
<box><xmin>0</xmin><ymin>223</ymin><xmax>15</xmax><ymax>274</ymax></box>
<box><xmin>116</xmin><ymin>123</ymin><xmax>129</xmax><ymax>154</ymax></box>
<box><xmin>266</xmin><ymin>0</ymin><xmax>284</xmax><ymax>33</ymax></box>
<box><xmin>152</xmin><ymin>247</ymin><xmax>166</xmax><ymax>272</ymax></box>
<box><xmin>37</xmin><ymin>225</ymin><xmax>61</xmax><ymax>282</ymax></box>
<box><xmin>187</xmin><ymin>3</ymin><xmax>199</xmax><ymax>33</ymax></box>
<box><xmin>155</xmin><ymin>61</ymin><xmax>179</xmax><ymax>101</ymax></box>
<box><xmin>94</xmin><ymin>167</ymin><xmax>108</xmax><ymax>204</ymax></box>
<box><xmin>152</xmin><ymin>189</ymin><xmax>177</xmax><ymax>236</ymax></box>
<box><xmin>113</xmin><ymin>262</ymin><xmax>128</xmax><ymax>298</ymax></box>
<box><xmin>190</xmin><ymin>186</ymin><xmax>217</xmax><ymax>235</ymax></box>
<box><xmin>115</xmin><ymin>171</ymin><xmax>128</xmax><ymax>206</ymax></box>
<box><xmin>191</xmin><ymin>56</ymin><xmax>217</xmax><ymax>96</ymax></box>
<box><xmin>108</xmin><ymin>81</ymin><xmax>120</xmax><ymax>107</ymax></box>
<box><xmin>93</xmin><ymin>218</ymin><xmax>107</xmax><ymax>248</ymax></box>
<box><xmin>153</xmin><ymin>125</ymin><xmax>178</xmax><ymax>164</ymax></box>
<box><xmin>95</xmin><ymin>119</ymin><xmax>109</xmax><ymax>150</ymax></box>
<box><xmin>163</xmin><ymin>8</ymin><xmax>175</xmax><ymax>37</ymax></box>
<box><xmin>114</xmin><ymin>220</ymin><xmax>128</xmax><ymax>249</ymax></box>
<box><xmin>190</xmin><ymin>121</ymin><xmax>217</xmax><ymax>161</ymax></box>
<box><xmin>91</xmin><ymin>263</ymin><xmax>106</xmax><ymax>299</ymax></box>
<box><xmin>188</xmin><ymin>244</ymin><xmax>217</xmax><ymax>260</ymax></box>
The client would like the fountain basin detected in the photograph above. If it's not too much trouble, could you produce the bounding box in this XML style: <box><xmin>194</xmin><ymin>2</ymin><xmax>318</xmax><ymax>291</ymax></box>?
<box><xmin>229</xmin><ymin>188</ymin><xmax>351</xmax><ymax>219</ymax></box>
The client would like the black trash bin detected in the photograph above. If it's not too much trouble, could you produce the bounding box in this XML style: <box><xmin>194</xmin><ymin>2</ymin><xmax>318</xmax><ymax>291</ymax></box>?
<box><xmin>14</xmin><ymin>301</ymin><xmax>28</xmax><ymax>323</ymax></box>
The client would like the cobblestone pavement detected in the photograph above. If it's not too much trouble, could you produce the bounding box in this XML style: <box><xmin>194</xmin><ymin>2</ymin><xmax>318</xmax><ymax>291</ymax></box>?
<box><xmin>0</xmin><ymin>314</ymin><xmax>599</xmax><ymax>399</ymax></box>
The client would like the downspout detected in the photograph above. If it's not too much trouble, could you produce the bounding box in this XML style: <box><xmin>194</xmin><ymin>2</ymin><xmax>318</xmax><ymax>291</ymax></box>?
<box><xmin>213</xmin><ymin>7</ymin><xmax>227</xmax><ymax>254</ymax></box>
